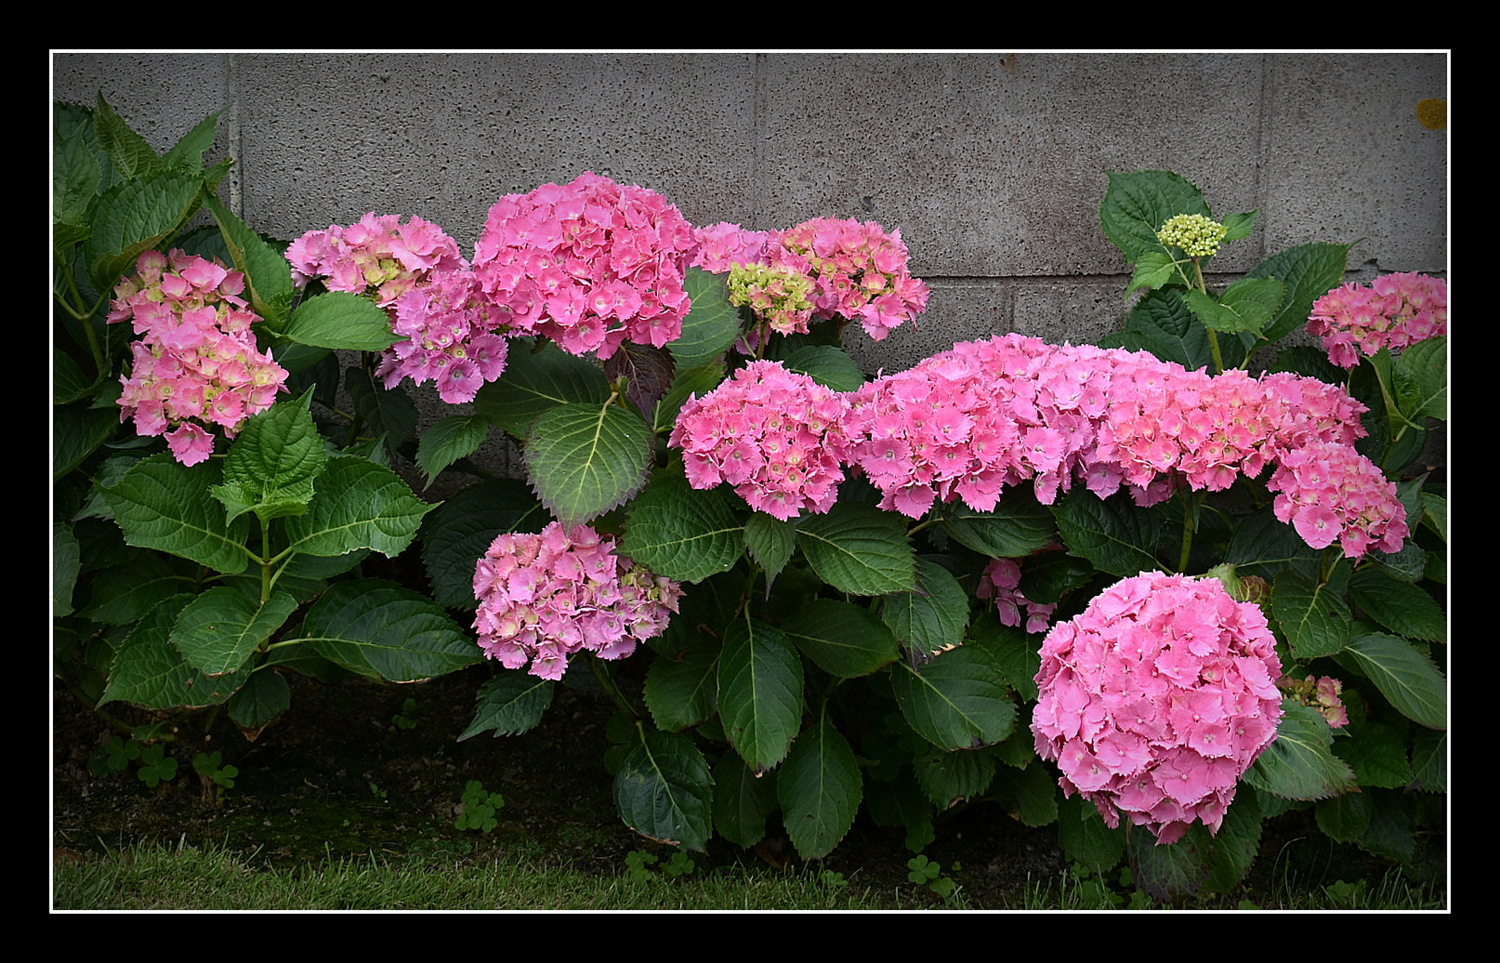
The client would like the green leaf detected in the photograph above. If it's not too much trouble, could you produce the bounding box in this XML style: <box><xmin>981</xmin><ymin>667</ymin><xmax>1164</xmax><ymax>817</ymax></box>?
<box><xmin>1221</xmin><ymin>209</ymin><xmax>1257</xmax><ymax>242</ymax></box>
<box><xmin>419</xmin><ymin>479</ymin><xmax>545</xmax><ymax>609</ymax></box>
<box><xmin>474</xmin><ymin>338</ymin><xmax>610</xmax><ymax>439</ymax></box>
<box><xmin>54</xmin><ymin>522</ymin><xmax>81</xmax><ymax>617</ymax></box>
<box><xmin>670</xmin><ymin>268</ymin><xmax>742</xmax><ymax>369</ymax></box>
<box><xmin>939</xmin><ymin>490</ymin><xmax>1056</xmax><ymax>558</ymax></box>
<box><xmin>1097</xmin><ymin>288</ymin><xmax>1213</xmax><ymax>371</ymax></box>
<box><xmin>621</xmin><ymin>468</ymin><xmax>742</xmax><ymax>583</ymax></box>
<box><xmin>1186</xmin><ymin>277</ymin><xmax>1284</xmax><ymax>335</ymax></box>
<box><xmin>92</xmin><ymin>93</ymin><xmax>159</xmax><ymax>179</ymax></box>
<box><xmin>1349</xmin><ymin>568</ymin><xmax>1445</xmax><ymax>642</ymax></box>
<box><xmin>743</xmin><ymin>512</ymin><xmax>797</xmax><ymax>586</ymax></box>
<box><xmin>53</xmin><ymin>403</ymin><xmax>119</xmax><ymax>481</ymax></box>
<box><xmin>712</xmin><ymin>752</ymin><xmax>778</xmax><ymax>848</ymax></box>
<box><xmin>1055</xmin><ymin>794</ymin><xmax>1125</xmax><ymax>877</ymax></box>
<box><xmin>101</xmin><ymin>595</ymin><xmax>251</xmax><ymax>710</ymax></box>
<box><xmin>458</xmin><ymin>673</ymin><xmax>555</xmax><ymax>740</ymax></box>
<box><xmin>100</xmin><ymin>454</ymin><xmax>251</xmax><ymax>575</ymax></box>
<box><xmin>614</xmin><ymin>726</ymin><xmax>713</xmax><ymax>851</ymax></box>
<box><xmin>644</xmin><ymin>643</ymin><xmax>720</xmax><ymax>732</ymax></box>
<box><xmin>780</xmin><ymin>344</ymin><xmax>866</xmax><ymax>391</ymax></box>
<box><xmin>1271</xmin><ymin>567</ymin><xmax>1352</xmax><ymax>659</ymax></box>
<box><xmin>1050</xmin><ymin>489</ymin><xmax>1166</xmax><ymax>578</ymax></box>
<box><xmin>1244</xmin><ymin>702</ymin><xmax>1357</xmax><ymax>801</ymax></box>
<box><xmin>795</xmin><ymin>501</ymin><xmax>916</xmax><ymax>596</ymax></box>
<box><xmin>85</xmin><ymin>171</ymin><xmax>205</xmax><ymax>292</ymax></box>
<box><xmin>783</xmin><ymin>598</ymin><xmax>900</xmax><ymax>679</ymax></box>
<box><xmin>1099</xmin><ymin>170</ymin><xmax>1212</xmax><ymax>264</ymax></box>
<box><xmin>524</xmin><ymin>401</ymin><xmax>652</xmax><ymax>528</ymax></box>
<box><xmin>1124</xmin><ymin>251</ymin><xmax>1181</xmax><ymax>298</ymax></box>
<box><xmin>161</xmin><ymin>108</ymin><xmax>223</xmax><ymax>172</ymax></box>
<box><xmin>1130</xmin><ymin>822</ymin><xmax>1211</xmax><ymax>902</ymax></box>
<box><xmin>281</xmin><ymin>291</ymin><xmax>398</xmax><ymax>351</ymax></box>
<box><xmin>1333</xmin><ymin>720</ymin><xmax>1413</xmax><ymax>789</ymax></box>
<box><xmin>1392</xmin><ymin>335</ymin><xmax>1447</xmax><ymax>422</ymax></box>
<box><xmin>283</xmin><ymin>455</ymin><xmax>434</xmax><ymax>559</ymax></box>
<box><xmin>415</xmin><ymin>414</ymin><xmax>491</xmax><ymax>490</ymax></box>
<box><xmin>890</xmin><ymin>645</ymin><xmax>1015</xmax><ymax>750</ymax></box>
<box><xmin>1244</xmin><ymin>242</ymin><xmax>1354</xmax><ymax>344</ymax></box>
<box><xmin>202</xmin><ymin>193</ymin><xmax>293</xmax><ymax>322</ymax></box>
<box><xmin>211</xmin><ymin>391</ymin><xmax>327</xmax><ymax>523</ymax></box>
<box><xmin>296</xmin><ymin>579</ymin><xmax>480</xmax><ymax>682</ymax></box>
<box><xmin>1335</xmin><ymin>633</ymin><xmax>1447</xmax><ymax>730</ymax></box>
<box><xmin>227</xmin><ymin>669</ymin><xmax>291</xmax><ymax>733</ymax></box>
<box><xmin>881</xmin><ymin>557</ymin><xmax>970</xmax><ymax>660</ymax></box>
<box><xmin>171</xmin><ymin>587</ymin><xmax>298</xmax><ymax>677</ymax></box>
<box><xmin>777</xmin><ymin>715</ymin><xmax>862</xmax><ymax>860</ymax></box>
<box><xmin>718</xmin><ymin>617</ymin><xmax>804</xmax><ymax>776</ymax></box>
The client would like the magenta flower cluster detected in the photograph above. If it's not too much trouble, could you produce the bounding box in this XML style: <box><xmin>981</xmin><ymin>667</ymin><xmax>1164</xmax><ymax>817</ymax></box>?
<box><xmin>472</xmin><ymin>522</ymin><xmax>683</xmax><ymax>681</ymax></box>
<box><xmin>670</xmin><ymin>360</ymin><xmax>850</xmax><ymax>521</ymax></box>
<box><xmin>1306</xmin><ymin>272</ymin><xmax>1447</xmax><ymax>368</ymax></box>
<box><xmin>691</xmin><ymin>217</ymin><xmax>930</xmax><ymax>341</ymax></box>
<box><xmin>472</xmin><ymin>172</ymin><xmax>699</xmax><ymax>360</ymax></box>
<box><xmin>109</xmin><ymin>250</ymin><xmax>289</xmax><ymax>466</ymax></box>
<box><xmin>837</xmin><ymin>334</ymin><xmax>1405</xmax><ymax>559</ymax></box>
<box><xmin>1031</xmin><ymin>572</ymin><xmax>1284</xmax><ymax>845</ymax></box>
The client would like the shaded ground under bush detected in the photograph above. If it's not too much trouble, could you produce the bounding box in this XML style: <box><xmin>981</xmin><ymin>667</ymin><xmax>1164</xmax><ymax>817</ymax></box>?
<box><xmin>52</xmin><ymin>661</ymin><xmax>1439</xmax><ymax>910</ymax></box>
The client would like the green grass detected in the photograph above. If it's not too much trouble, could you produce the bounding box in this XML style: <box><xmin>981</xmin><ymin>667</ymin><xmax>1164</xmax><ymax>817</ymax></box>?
<box><xmin>53</xmin><ymin>838</ymin><xmax>1445</xmax><ymax>911</ymax></box>
<box><xmin>52</xmin><ymin>839</ymin><xmax>890</xmax><ymax>911</ymax></box>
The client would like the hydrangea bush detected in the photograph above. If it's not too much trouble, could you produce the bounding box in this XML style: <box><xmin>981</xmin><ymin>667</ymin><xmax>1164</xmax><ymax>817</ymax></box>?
<box><xmin>55</xmin><ymin>100</ymin><xmax>1446</xmax><ymax>901</ymax></box>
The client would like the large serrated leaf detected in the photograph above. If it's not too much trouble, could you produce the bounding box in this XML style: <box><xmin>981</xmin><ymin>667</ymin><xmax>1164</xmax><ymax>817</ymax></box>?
<box><xmin>795</xmin><ymin>501</ymin><xmax>916</xmax><ymax>596</ymax></box>
<box><xmin>1098</xmin><ymin>288</ymin><xmax>1213</xmax><ymax>371</ymax></box>
<box><xmin>614</xmin><ymin>727</ymin><xmax>713</xmax><ymax>851</ymax></box>
<box><xmin>890</xmin><ymin>645</ymin><xmax>1015</xmax><ymax>750</ymax></box>
<box><xmin>1335</xmin><ymin>633</ymin><xmax>1447</xmax><ymax>730</ymax></box>
<box><xmin>296</xmin><ymin>579</ymin><xmax>480</xmax><ymax>682</ymax></box>
<box><xmin>881</xmin><ymin>557</ymin><xmax>970</xmax><ymax>660</ymax></box>
<box><xmin>211</xmin><ymin>391</ymin><xmax>327</xmax><ymax>522</ymax></box>
<box><xmin>670</xmin><ymin>268</ymin><xmax>742</xmax><ymax>369</ymax></box>
<box><xmin>85</xmin><ymin>172</ymin><xmax>205</xmax><ymax>292</ymax></box>
<box><xmin>1244</xmin><ymin>702</ymin><xmax>1357</xmax><ymax>800</ymax></box>
<box><xmin>1245</xmin><ymin>241</ymin><xmax>1354</xmax><ymax>344</ymax></box>
<box><xmin>713</xmin><ymin>752</ymin><xmax>778</xmax><ymax>848</ymax></box>
<box><xmin>459</xmin><ymin>673</ymin><xmax>555</xmax><ymax>740</ymax></box>
<box><xmin>1099</xmin><ymin>170</ymin><xmax>1212</xmax><ymax>265</ymax></box>
<box><xmin>783</xmin><ymin>598</ymin><xmax>900</xmax><ymax>679</ymax></box>
<box><xmin>939</xmin><ymin>489</ymin><xmax>1056</xmax><ymax>558</ymax></box>
<box><xmin>101</xmin><ymin>594</ymin><xmax>251</xmax><ymax>710</ymax></box>
<box><xmin>419</xmin><ymin>479</ymin><xmax>546</xmax><ymax>609</ymax></box>
<box><xmin>203</xmin><ymin>194</ymin><xmax>294</xmax><ymax>322</ymax></box>
<box><xmin>282</xmin><ymin>455</ymin><xmax>434</xmax><ymax>559</ymax></box>
<box><xmin>415</xmin><ymin>414</ymin><xmax>491</xmax><ymax>489</ymax></box>
<box><xmin>524</xmin><ymin>401</ymin><xmax>652</xmax><ymax>528</ymax></box>
<box><xmin>777</xmin><ymin>715</ymin><xmax>862</xmax><ymax>860</ymax></box>
<box><xmin>1271</xmin><ymin>567</ymin><xmax>1352</xmax><ymax>659</ymax></box>
<box><xmin>171</xmin><ymin>587</ymin><xmax>298</xmax><ymax>677</ymax></box>
<box><xmin>281</xmin><ymin>290</ymin><xmax>398</xmax><ymax>351</ymax></box>
<box><xmin>1050</xmin><ymin>489</ymin><xmax>1166</xmax><ymax>578</ymax></box>
<box><xmin>644</xmin><ymin>643</ymin><xmax>720</xmax><ymax>732</ymax></box>
<box><xmin>1349</xmin><ymin>568</ymin><xmax>1446</xmax><ymax>643</ymax></box>
<box><xmin>1393</xmin><ymin>336</ymin><xmax>1447</xmax><ymax>422</ymax></box>
<box><xmin>473</xmin><ymin>338</ymin><xmax>610</xmax><ymax>439</ymax></box>
<box><xmin>719</xmin><ymin>617</ymin><xmax>804</xmax><ymax>775</ymax></box>
<box><xmin>100</xmin><ymin>454</ymin><xmax>251</xmax><ymax>575</ymax></box>
<box><xmin>621</xmin><ymin>468</ymin><xmax>742</xmax><ymax>582</ymax></box>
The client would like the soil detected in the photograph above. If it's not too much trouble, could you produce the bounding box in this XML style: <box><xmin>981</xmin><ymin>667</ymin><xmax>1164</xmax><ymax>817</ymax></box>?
<box><xmin>52</xmin><ymin>649</ymin><xmax>1438</xmax><ymax>910</ymax></box>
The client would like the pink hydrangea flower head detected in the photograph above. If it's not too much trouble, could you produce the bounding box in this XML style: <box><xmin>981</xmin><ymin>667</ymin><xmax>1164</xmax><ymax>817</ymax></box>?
<box><xmin>286</xmin><ymin>213</ymin><xmax>465</xmax><ymax>307</ymax></box>
<box><xmin>1278</xmin><ymin>674</ymin><xmax>1350</xmax><ymax>729</ymax></box>
<box><xmin>472</xmin><ymin>522</ymin><xmax>682</xmax><ymax>681</ymax></box>
<box><xmin>773</xmin><ymin>217</ymin><xmax>930</xmax><ymax>341</ymax></box>
<box><xmin>976</xmin><ymin>556</ymin><xmax>1056</xmax><ymax>634</ymax></box>
<box><xmin>472</xmin><ymin>173</ymin><xmax>699</xmax><ymax>359</ymax></box>
<box><xmin>1032</xmin><ymin>572</ymin><xmax>1283</xmax><ymax>844</ymax></box>
<box><xmin>110</xmin><ymin>250</ymin><xmax>289</xmax><ymax>465</ymax></box>
<box><xmin>669</xmin><ymin>360</ymin><xmax>850</xmax><ymax>521</ymax></box>
<box><xmin>1265</xmin><ymin>440</ymin><xmax>1408</xmax><ymax>558</ymax></box>
<box><xmin>375</xmin><ymin>267</ymin><xmax>512</xmax><ymax>404</ymax></box>
<box><xmin>1306</xmin><ymin>272</ymin><xmax>1447</xmax><ymax>368</ymax></box>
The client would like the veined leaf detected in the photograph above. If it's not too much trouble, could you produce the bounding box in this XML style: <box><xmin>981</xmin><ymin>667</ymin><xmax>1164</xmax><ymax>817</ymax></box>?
<box><xmin>614</xmin><ymin>726</ymin><xmax>713</xmax><ymax>851</ymax></box>
<box><xmin>172</xmin><ymin>587</ymin><xmax>298</xmax><ymax>677</ymax></box>
<box><xmin>524</xmin><ymin>401</ymin><xmax>652</xmax><ymax>528</ymax></box>
<box><xmin>100</xmin><ymin>454</ymin><xmax>251</xmax><ymax>575</ymax></box>
<box><xmin>1099</xmin><ymin>170</ymin><xmax>1212</xmax><ymax>264</ymax></box>
<box><xmin>474</xmin><ymin>338</ymin><xmax>610</xmax><ymax>439</ymax></box>
<box><xmin>783</xmin><ymin>598</ymin><xmax>900</xmax><ymax>679</ymax></box>
<box><xmin>621</xmin><ymin>468</ymin><xmax>742</xmax><ymax>583</ymax></box>
<box><xmin>203</xmin><ymin>193</ymin><xmax>293</xmax><ymax>322</ymax></box>
<box><xmin>713</xmin><ymin>752</ymin><xmax>778</xmax><ymax>848</ymax></box>
<box><xmin>101</xmin><ymin>595</ymin><xmax>251</xmax><ymax>710</ymax></box>
<box><xmin>282</xmin><ymin>455</ymin><xmax>434</xmax><ymax>559</ymax></box>
<box><xmin>1050</xmin><ymin>489</ymin><xmax>1166</xmax><ymax>578</ymax></box>
<box><xmin>296</xmin><ymin>579</ymin><xmax>480</xmax><ymax>682</ymax></box>
<box><xmin>1271</xmin><ymin>567</ymin><xmax>1352</xmax><ymax>659</ymax></box>
<box><xmin>719</xmin><ymin>617</ymin><xmax>804</xmax><ymax>776</ymax></box>
<box><xmin>415</xmin><ymin>414</ymin><xmax>491</xmax><ymax>489</ymax></box>
<box><xmin>1335</xmin><ymin>633</ymin><xmax>1447</xmax><ymax>730</ymax></box>
<box><xmin>795</xmin><ymin>501</ymin><xmax>916</xmax><ymax>596</ymax></box>
<box><xmin>670</xmin><ymin>268</ymin><xmax>741</xmax><ymax>369</ymax></box>
<box><xmin>644</xmin><ymin>643</ymin><xmax>720</xmax><ymax>732</ymax></box>
<box><xmin>881</xmin><ymin>557</ymin><xmax>970</xmax><ymax>660</ymax></box>
<box><xmin>211</xmin><ymin>391</ymin><xmax>327</xmax><ymax>523</ymax></box>
<box><xmin>777</xmin><ymin>715</ymin><xmax>862</xmax><ymax>860</ymax></box>
<box><xmin>891</xmin><ymin>645</ymin><xmax>1015</xmax><ymax>750</ymax></box>
<box><xmin>458</xmin><ymin>673</ymin><xmax>555</xmax><ymax>740</ymax></box>
<box><xmin>281</xmin><ymin>290</ymin><xmax>398</xmax><ymax>351</ymax></box>
<box><xmin>1244</xmin><ymin>702</ymin><xmax>1357</xmax><ymax>800</ymax></box>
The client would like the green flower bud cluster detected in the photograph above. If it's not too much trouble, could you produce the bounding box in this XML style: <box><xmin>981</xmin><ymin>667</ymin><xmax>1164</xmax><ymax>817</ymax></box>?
<box><xmin>728</xmin><ymin>261</ymin><xmax>816</xmax><ymax>334</ymax></box>
<box><xmin>1157</xmin><ymin>213</ymin><xmax>1228</xmax><ymax>258</ymax></box>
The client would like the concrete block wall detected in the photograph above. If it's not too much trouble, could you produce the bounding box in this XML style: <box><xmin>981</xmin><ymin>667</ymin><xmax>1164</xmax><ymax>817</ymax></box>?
<box><xmin>53</xmin><ymin>52</ymin><xmax>1447</xmax><ymax>483</ymax></box>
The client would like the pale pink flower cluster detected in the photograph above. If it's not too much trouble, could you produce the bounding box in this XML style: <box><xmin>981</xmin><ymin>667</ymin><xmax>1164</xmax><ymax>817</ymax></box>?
<box><xmin>1032</xmin><ymin>572</ymin><xmax>1283</xmax><ymax>845</ymax></box>
<box><xmin>1265</xmin><ymin>441</ymin><xmax>1409</xmax><ymax>557</ymax></box>
<box><xmin>976</xmin><ymin>557</ymin><xmax>1056</xmax><ymax>634</ymax></box>
<box><xmin>471</xmin><ymin>172</ymin><xmax>698</xmax><ymax>359</ymax></box>
<box><xmin>1279</xmin><ymin>674</ymin><xmax>1350</xmax><ymax>729</ymax></box>
<box><xmin>691</xmin><ymin>217</ymin><xmax>929</xmax><ymax>341</ymax></box>
<box><xmin>285</xmin><ymin>212</ymin><xmax>465</xmax><ymax>307</ymax></box>
<box><xmin>109</xmin><ymin>250</ymin><xmax>289</xmax><ymax>466</ymax></box>
<box><xmin>670</xmin><ymin>360</ymin><xmax>850</xmax><ymax>521</ymax></box>
<box><xmin>1306</xmin><ymin>272</ymin><xmax>1447</xmax><ymax>368</ymax></box>
<box><xmin>840</xmin><ymin>333</ymin><xmax>1405</xmax><ymax>558</ymax></box>
<box><xmin>472</xmin><ymin>522</ymin><xmax>683</xmax><ymax>681</ymax></box>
